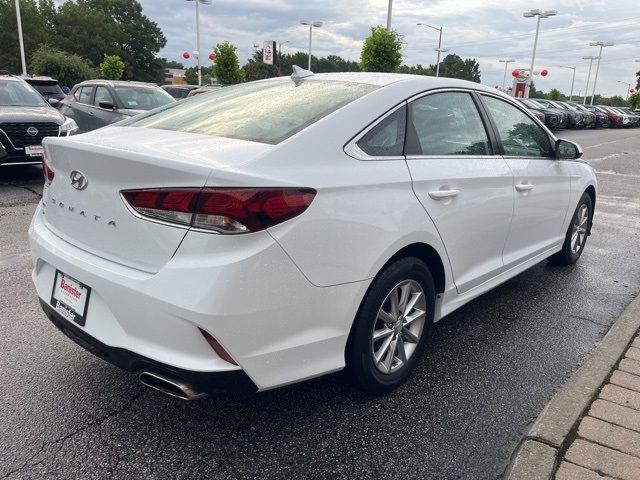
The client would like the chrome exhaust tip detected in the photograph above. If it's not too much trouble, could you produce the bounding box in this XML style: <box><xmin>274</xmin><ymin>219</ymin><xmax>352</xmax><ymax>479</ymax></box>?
<box><xmin>139</xmin><ymin>371</ymin><xmax>207</xmax><ymax>401</ymax></box>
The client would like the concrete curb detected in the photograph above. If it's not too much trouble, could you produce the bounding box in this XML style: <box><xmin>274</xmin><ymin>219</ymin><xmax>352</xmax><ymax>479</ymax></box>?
<box><xmin>502</xmin><ymin>293</ymin><xmax>640</xmax><ymax>480</ymax></box>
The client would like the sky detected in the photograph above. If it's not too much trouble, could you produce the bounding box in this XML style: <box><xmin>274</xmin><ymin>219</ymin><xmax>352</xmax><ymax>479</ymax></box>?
<box><xmin>141</xmin><ymin>0</ymin><xmax>639</xmax><ymax>97</ymax></box>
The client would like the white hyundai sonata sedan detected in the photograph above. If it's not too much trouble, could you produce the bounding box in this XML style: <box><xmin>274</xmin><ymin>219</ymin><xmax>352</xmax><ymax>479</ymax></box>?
<box><xmin>29</xmin><ymin>72</ymin><xmax>596</xmax><ymax>399</ymax></box>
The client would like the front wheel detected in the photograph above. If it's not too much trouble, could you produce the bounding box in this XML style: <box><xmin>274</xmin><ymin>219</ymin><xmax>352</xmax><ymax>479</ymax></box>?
<box><xmin>550</xmin><ymin>192</ymin><xmax>593</xmax><ymax>265</ymax></box>
<box><xmin>346</xmin><ymin>257</ymin><xmax>435</xmax><ymax>395</ymax></box>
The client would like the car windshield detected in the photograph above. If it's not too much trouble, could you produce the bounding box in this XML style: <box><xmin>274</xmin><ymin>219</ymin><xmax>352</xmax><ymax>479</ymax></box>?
<box><xmin>28</xmin><ymin>81</ymin><xmax>64</xmax><ymax>97</ymax></box>
<box><xmin>127</xmin><ymin>79</ymin><xmax>378</xmax><ymax>144</ymax></box>
<box><xmin>0</xmin><ymin>79</ymin><xmax>48</xmax><ymax>107</ymax></box>
<box><xmin>114</xmin><ymin>85</ymin><xmax>174</xmax><ymax>110</ymax></box>
<box><xmin>562</xmin><ymin>103</ymin><xmax>579</xmax><ymax>111</ymax></box>
<box><xmin>521</xmin><ymin>99</ymin><xmax>544</xmax><ymax>109</ymax></box>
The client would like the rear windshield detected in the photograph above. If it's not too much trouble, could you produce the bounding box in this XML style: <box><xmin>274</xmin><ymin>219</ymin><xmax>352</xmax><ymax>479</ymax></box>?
<box><xmin>126</xmin><ymin>79</ymin><xmax>378</xmax><ymax>144</ymax></box>
<box><xmin>0</xmin><ymin>79</ymin><xmax>48</xmax><ymax>107</ymax></box>
<box><xmin>28</xmin><ymin>81</ymin><xmax>64</xmax><ymax>96</ymax></box>
<box><xmin>114</xmin><ymin>86</ymin><xmax>175</xmax><ymax>110</ymax></box>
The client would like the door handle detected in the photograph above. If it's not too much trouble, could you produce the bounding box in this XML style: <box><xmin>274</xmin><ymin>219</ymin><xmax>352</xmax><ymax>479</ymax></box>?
<box><xmin>428</xmin><ymin>189</ymin><xmax>460</xmax><ymax>200</ymax></box>
<box><xmin>88</xmin><ymin>111</ymin><xmax>94</xmax><ymax>116</ymax></box>
<box><xmin>515</xmin><ymin>184</ymin><xmax>535</xmax><ymax>192</ymax></box>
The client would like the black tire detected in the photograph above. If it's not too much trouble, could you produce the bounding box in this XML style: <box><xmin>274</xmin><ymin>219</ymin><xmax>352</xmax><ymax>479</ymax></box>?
<box><xmin>346</xmin><ymin>257</ymin><xmax>435</xmax><ymax>395</ymax></box>
<box><xmin>550</xmin><ymin>192</ymin><xmax>593</xmax><ymax>266</ymax></box>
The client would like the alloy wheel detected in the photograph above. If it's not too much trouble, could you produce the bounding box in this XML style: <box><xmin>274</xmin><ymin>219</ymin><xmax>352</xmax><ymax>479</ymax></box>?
<box><xmin>570</xmin><ymin>204</ymin><xmax>589</xmax><ymax>254</ymax></box>
<box><xmin>371</xmin><ymin>280</ymin><xmax>426</xmax><ymax>374</ymax></box>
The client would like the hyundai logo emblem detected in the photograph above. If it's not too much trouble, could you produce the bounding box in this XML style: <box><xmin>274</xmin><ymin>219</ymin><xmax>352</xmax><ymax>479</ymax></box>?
<box><xmin>27</xmin><ymin>126</ymin><xmax>39</xmax><ymax>136</ymax></box>
<box><xmin>70</xmin><ymin>171</ymin><xmax>88</xmax><ymax>191</ymax></box>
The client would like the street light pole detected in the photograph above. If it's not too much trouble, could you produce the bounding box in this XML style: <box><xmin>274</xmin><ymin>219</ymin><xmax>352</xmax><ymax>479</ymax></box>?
<box><xmin>499</xmin><ymin>59</ymin><xmax>516</xmax><ymax>90</ymax></box>
<box><xmin>187</xmin><ymin>0</ymin><xmax>211</xmax><ymax>86</ymax></box>
<box><xmin>387</xmin><ymin>0</ymin><xmax>393</xmax><ymax>30</ymax></box>
<box><xmin>589</xmin><ymin>41</ymin><xmax>614</xmax><ymax>105</ymax></box>
<box><xmin>196</xmin><ymin>0</ymin><xmax>201</xmax><ymax>86</ymax></box>
<box><xmin>417</xmin><ymin>23</ymin><xmax>448</xmax><ymax>77</ymax></box>
<box><xmin>582</xmin><ymin>55</ymin><xmax>598</xmax><ymax>105</ymax></box>
<box><xmin>300</xmin><ymin>21</ymin><xmax>323</xmax><ymax>71</ymax></box>
<box><xmin>523</xmin><ymin>9</ymin><xmax>557</xmax><ymax>98</ymax></box>
<box><xmin>14</xmin><ymin>0</ymin><xmax>27</xmax><ymax>76</ymax></box>
<box><xmin>559</xmin><ymin>65</ymin><xmax>576</xmax><ymax>101</ymax></box>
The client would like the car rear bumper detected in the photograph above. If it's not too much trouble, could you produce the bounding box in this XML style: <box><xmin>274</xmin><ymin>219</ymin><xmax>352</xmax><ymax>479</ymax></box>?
<box><xmin>40</xmin><ymin>300</ymin><xmax>258</xmax><ymax>393</ymax></box>
<box><xmin>29</xmin><ymin>202</ymin><xmax>367</xmax><ymax>390</ymax></box>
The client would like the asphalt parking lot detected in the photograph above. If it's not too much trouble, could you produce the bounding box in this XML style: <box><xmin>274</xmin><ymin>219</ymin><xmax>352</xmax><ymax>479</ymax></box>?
<box><xmin>1</xmin><ymin>128</ymin><xmax>639</xmax><ymax>480</ymax></box>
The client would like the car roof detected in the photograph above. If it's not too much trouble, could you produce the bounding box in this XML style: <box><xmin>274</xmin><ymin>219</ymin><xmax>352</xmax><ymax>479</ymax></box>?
<box><xmin>0</xmin><ymin>74</ymin><xmax>26</xmax><ymax>83</ymax></box>
<box><xmin>76</xmin><ymin>79</ymin><xmax>160</xmax><ymax>88</ymax></box>
<box><xmin>302</xmin><ymin>72</ymin><xmax>498</xmax><ymax>92</ymax></box>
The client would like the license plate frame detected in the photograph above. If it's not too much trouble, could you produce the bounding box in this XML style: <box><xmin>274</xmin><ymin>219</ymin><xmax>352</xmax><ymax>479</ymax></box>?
<box><xmin>50</xmin><ymin>270</ymin><xmax>91</xmax><ymax>326</ymax></box>
<box><xmin>25</xmin><ymin>145</ymin><xmax>44</xmax><ymax>157</ymax></box>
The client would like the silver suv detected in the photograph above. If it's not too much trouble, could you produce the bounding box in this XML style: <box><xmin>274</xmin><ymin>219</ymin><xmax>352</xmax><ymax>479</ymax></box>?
<box><xmin>0</xmin><ymin>74</ymin><xmax>77</xmax><ymax>166</ymax></box>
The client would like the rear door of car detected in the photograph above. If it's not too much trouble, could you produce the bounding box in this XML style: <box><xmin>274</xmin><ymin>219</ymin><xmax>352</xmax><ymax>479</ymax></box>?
<box><xmin>65</xmin><ymin>86</ymin><xmax>95</xmax><ymax>132</ymax></box>
<box><xmin>405</xmin><ymin>90</ymin><xmax>514</xmax><ymax>294</ymax></box>
<box><xmin>479</xmin><ymin>94</ymin><xmax>571</xmax><ymax>268</ymax></box>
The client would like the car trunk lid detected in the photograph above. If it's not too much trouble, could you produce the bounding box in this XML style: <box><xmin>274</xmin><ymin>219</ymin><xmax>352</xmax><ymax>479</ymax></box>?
<box><xmin>42</xmin><ymin>126</ymin><xmax>272</xmax><ymax>272</ymax></box>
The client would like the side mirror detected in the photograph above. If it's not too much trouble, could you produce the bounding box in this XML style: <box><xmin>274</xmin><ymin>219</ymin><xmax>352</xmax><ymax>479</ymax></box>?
<box><xmin>99</xmin><ymin>101</ymin><xmax>116</xmax><ymax>110</ymax></box>
<box><xmin>48</xmin><ymin>98</ymin><xmax>59</xmax><ymax>107</ymax></box>
<box><xmin>555</xmin><ymin>139</ymin><xmax>583</xmax><ymax>160</ymax></box>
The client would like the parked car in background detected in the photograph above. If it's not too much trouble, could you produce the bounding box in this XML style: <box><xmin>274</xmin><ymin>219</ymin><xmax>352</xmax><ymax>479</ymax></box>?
<box><xmin>584</xmin><ymin>105</ymin><xmax>610</xmax><ymax>128</ymax></box>
<box><xmin>0</xmin><ymin>74</ymin><xmax>77</xmax><ymax>165</ymax></box>
<box><xmin>532</xmin><ymin>99</ymin><xmax>571</xmax><ymax>128</ymax></box>
<box><xmin>23</xmin><ymin>76</ymin><xmax>66</xmax><ymax>105</ymax></box>
<box><xmin>546</xmin><ymin>100</ymin><xmax>584</xmax><ymax>128</ymax></box>
<box><xmin>31</xmin><ymin>73</ymin><xmax>596</xmax><ymax>399</ymax></box>
<box><xmin>162</xmin><ymin>84</ymin><xmax>199</xmax><ymax>99</ymax></box>
<box><xmin>618</xmin><ymin>107</ymin><xmax>640</xmax><ymax>127</ymax></box>
<box><xmin>595</xmin><ymin>106</ymin><xmax>624</xmax><ymax>128</ymax></box>
<box><xmin>518</xmin><ymin>98</ymin><xmax>565</xmax><ymax>130</ymax></box>
<box><xmin>187</xmin><ymin>85</ymin><xmax>222</xmax><ymax>97</ymax></box>
<box><xmin>606</xmin><ymin>107</ymin><xmax>636</xmax><ymax>127</ymax></box>
<box><xmin>564</xmin><ymin>102</ymin><xmax>597</xmax><ymax>128</ymax></box>
<box><xmin>61</xmin><ymin>80</ymin><xmax>175</xmax><ymax>133</ymax></box>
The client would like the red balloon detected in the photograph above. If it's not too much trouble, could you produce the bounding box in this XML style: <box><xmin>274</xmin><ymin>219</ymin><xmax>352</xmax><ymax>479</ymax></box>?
<box><xmin>209</xmin><ymin>52</ymin><xmax>216</xmax><ymax>61</ymax></box>
<box><xmin>540</xmin><ymin>69</ymin><xmax>548</xmax><ymax>77</ymax></box>
<box><xmin>630</xmin><ymin>88</ymin><xmax>636</xmax><ymax>93</ymax></box>
<box><xmin>511</xmin><ymin>68</ymin><xmax>520</xmax><ymax>78</ymax></box>
<box><xmin>182</xmin><ymin>51</ymin><xmax>190</xmax><ymax>60</ymax></box>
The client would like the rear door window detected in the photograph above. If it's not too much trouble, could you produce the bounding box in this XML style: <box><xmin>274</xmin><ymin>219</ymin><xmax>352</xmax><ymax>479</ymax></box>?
<box><xmin>76</xmin><ymin>86</ymin><xmax>93</xmax><ymax>104</ymax></box>
<box><xmin>406</xmin><ymin>92</ymin><xmax>491</xmax><ymax>156</ymax></box>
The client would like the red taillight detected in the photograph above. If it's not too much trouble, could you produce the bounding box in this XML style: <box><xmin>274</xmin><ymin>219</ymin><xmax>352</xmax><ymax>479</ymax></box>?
<box><xmin>199</xmin><ymin>328</ymin><xmax>237</xmax><ymax>365</ymax></box>
<box><xmin>121</xmin><ymin>187</ymin><xmax>316</xmax><ymax>234</ymax></box>
<box><xmin>43</xmin><ymin>159</ymin><xmax>55</xmax><ymax>185</ymax></box>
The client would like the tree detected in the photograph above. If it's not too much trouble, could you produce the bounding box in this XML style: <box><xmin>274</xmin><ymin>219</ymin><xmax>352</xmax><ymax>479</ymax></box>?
<box><xmin>161</xmin><ymin>59</ymin><xmax>185</xmax><ymax>70</ymax></box>
<box><xmin>528</xmin><ymin>82</ymin><xmax>549</xmax><ymax>99</ymax></box>
<box><xmin>213</xmin><ymin>41</ymin><xmax>244</xmax><ymax>85</ymax></box>
<box><xmin>431</xmin><ymin>54</ymin><xmax>481</xmax><ymax>82</ymax></box>
<box><xmin>397</xmin><ymin>64</ymin><xmax>434</xmax><ymax>76</ymax></box>
<box><xmin>0</xmin><ymin>0</ymin><xmax>55</xmax><ymax>74</ymax></box>
<box><xmin>597</xmin><ymin>95</ymin><xmax>627</xmax><ymax>107</ymax></box>
<box><xmin>243</xmin><ymin>51</ymin><xmax>280</xmax><ymax>82</ymax></box>
<box><xmin>548</xmin><ymin>88</ymin><xmax>561</xmax><ymax>100</ymax></box>
<box><xmin>29</xmin><ymin>45</ymin><xmax>96</xmax><ymax>87</ymax></box>
<box><xmin>629</xmin><ymin>91</ymin><xmax>640</xmax><ymax>111</ymax></box>
<box><xmin>360</xmin><ymin>26</ymin><xmax>402</xmax><ymax>73</ymax></box>
<box><xmin>99</xmin><ymin>54</ymin><xmax>125</xmax><ymax>79</ymax></box>
<box><xmin>184</xmin><ymin>65</ymin><xmax>215</xmax><ymax>85</ymax></box>
<box><xmin>85</xmin><ymin>0</ymin><xmax>166</xmax><ymax>82</ymax></box>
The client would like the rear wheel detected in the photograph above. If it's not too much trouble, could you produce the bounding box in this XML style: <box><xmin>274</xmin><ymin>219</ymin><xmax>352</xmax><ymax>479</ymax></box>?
<box><xmin>550</xmin><ymin>192</ymin><xmax>593</xmax><ymax>265</ymax></box>
<box><xmin>346</xmin><ymin>257</ymin><xmax>435</xmax><ymax>394</ymax></box>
